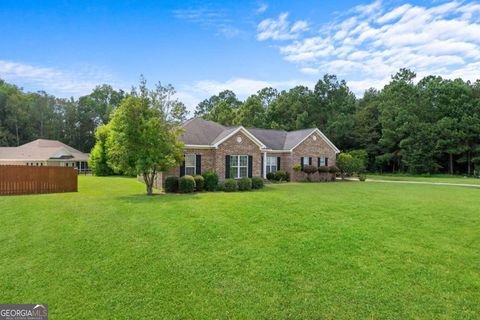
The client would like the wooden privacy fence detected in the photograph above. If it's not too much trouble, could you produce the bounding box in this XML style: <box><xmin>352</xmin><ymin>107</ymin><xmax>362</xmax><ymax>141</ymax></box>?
<box><xmin>0</xmin><ymin>165</ymin><xmax>78</xmax><ymax>195</ymax></box>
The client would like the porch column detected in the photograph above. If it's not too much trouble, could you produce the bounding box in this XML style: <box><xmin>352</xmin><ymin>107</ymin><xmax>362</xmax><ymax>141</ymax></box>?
<box><xmin>263</xmin><ymin>152</ymin><xmax>267</xmax><ymax>179</ymax></box>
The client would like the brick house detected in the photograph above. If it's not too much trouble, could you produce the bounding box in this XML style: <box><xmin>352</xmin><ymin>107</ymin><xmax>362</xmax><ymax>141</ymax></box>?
<box><xmin>154</xmin><ymin>118</ymin><xmax>340</xmax><ymax>188</ymax></box>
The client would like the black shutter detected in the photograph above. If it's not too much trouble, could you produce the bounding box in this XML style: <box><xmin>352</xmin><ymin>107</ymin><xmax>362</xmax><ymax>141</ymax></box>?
<box><xmin>325</xmin><ymin>157</ymin><xmax>329</xmax><ymax>166</ymax></box>
<box><xmin>309</xmin><ymin>157</ymin><xmax>312</xmax><ymax>165</ymax></box>
<box><xmin>300</xmin><ymin>157</ymin><xmax>304</xmax><ymax>171</ymax></box>
<box><xmin>196</xmin><ymin>155</ymin><xmax>201</xmax><ymax>175</ymax></box>
<box><xmin>318</xmin><ymin>157</ymin><xmax>320</xmax><ymax>167</ymax></box>
<box><xmin>248</xmin><ymin>155</ymin><xmax>253</xmax><ymax>178</ymax></box>
<box><xmin>225</xmin><ymin>155</ymin><xmax>230</xmax><ymax>179</ymax></box>
<box><xmin>277</xmin><ymin>157</ymin><xmax>281</xmax><ymax>171</ymax></box>
<box><xmin>261</xmin><ymin>156</ymin><xmax>264</xmax><ymax>176</ymax></box>
<box><xmin>180</xmin><ymin>158</ymin><xmax>185</xmax><ymax>177</ymax></box>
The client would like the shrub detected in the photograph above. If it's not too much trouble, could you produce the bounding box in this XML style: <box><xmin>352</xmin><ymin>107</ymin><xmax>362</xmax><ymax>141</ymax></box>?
<box><xmin>238</xmin><ymin>177</ymin><xmax>252</xmax><ymax>191</ymax></box>
<box><xmin>216</xmin><ymin>181</ymin><xmax>225</xmax><ymax>191</ymax></box>
<box><xmin>179</xmin><ymin>175</ymin><xmax>196</xmax><ymax>193</ymax></box>
<box><xmin>274</xmin><ymin>170</ymin><xmax>289</xmax><ymax>182</ymax></box>
<box><xmin>164</xmin><ymin>176</ymin><xmax>179</xmax><ymax>193</ymax></box>
<box><xmin>202</xmin><ymin>170</ymin><xmax>219</xmax><ymax>191</ymax></box>
<box><xmin>292</xmin><ymin>164</ymin><xmax>302</xmax><ymax>172</ymax></box>
<box><xmin>224</xmin><ymin>179</ymin><xmax>237</xmax><ymax>192</ymax></box>
<box><xmin>329</xmin><ymin>166</ymin><xmax>339</xmax><ymax>173</ymax></box>
<box><xmin>251</xmin><ymin>176</ymin><xmax>264</xmax><ymax>189</ymax></box>
<box><xmin>303</xmin><ymin>165</ymin><xmax>318</xmax><ymax>174</ymax></box>
<box><xmin>358</xmin><ymin>173</ymin><xmax>367</xmax><ymax>182</ymax></box>
<box><xmin>318</xmin><ymin>166</ymin><xmax>329</xmax><ymax>173</ymax></box>
<box><xmin>194</xmin><ymin>175</ymin><xmax>204</xmax><ymax>191</ymax></box>
<box><xmin>266</xmin><ymin>172</ymin><xmax>275</xmax><ymax>180</ymax></box>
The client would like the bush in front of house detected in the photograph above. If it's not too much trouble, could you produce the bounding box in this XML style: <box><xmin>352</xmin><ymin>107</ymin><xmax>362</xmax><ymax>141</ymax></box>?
<box><xmin>179</xmin><ymin>175</ymin><xmax>196</xmax><ymax>193</ymax></box>
<box><xmin>202</xmin><ymin>170</ymin><xmax>219</xmax><ymax>191</ymax></box>
<box><xmin>303</xmin><ymin>165</ymin><xmax>318</xmax><ymax>182</ymax></box>
<box><xmin>164</xmin><ymin>176</ymin><xmax>179</xmax><ymax>193</ymax></box>
<box><xmin>194</xmin><ymin>175</ymin><xmax>204</xmax><ymax>191</ymax></box>
<box><xmin>238</xmin><ymin>177</ymin><xmax>252</xmax><ymax>191</ymax></box>
<box><xmin>274</xmin><ymin>170</ymin><xmax>289</xmax><ymax>182</ymax></box>
<box><xmin>318</xmin><ymin>166</ymin><xmax>329</xmax><ymax>173</ymax></box>
<box><xmin>292</xmin><ymin>164</ymin><xmax>302</xmax><ymax>172</ymax></box>
<box><xmin>266</xmin><ymin>172</ymin><xmax>275</xmax><ymax>180</ymax></box>
<box><xmin>329</xmin><ymin>166</ymin><xmax>339</xmax><ymax>173</ymax></box>
<box><xmin>251</xmin><ymin>176</ymin><xmax>264</xmax><ymax>189</ymax></box>
<box><xmin>224</xmin><ymin>179</ymin><xmax>238</xmax><ymax>192</ymax></box>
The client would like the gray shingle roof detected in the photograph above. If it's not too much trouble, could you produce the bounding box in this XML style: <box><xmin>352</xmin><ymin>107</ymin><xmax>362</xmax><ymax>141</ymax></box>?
<box><xmin>180</xmin><ymin>118</ymin><xmax>337</xmax><ymax>152</ymax></box>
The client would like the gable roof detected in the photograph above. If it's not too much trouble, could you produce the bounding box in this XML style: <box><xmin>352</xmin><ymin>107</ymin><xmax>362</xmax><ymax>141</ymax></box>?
<box><xmin>0</xmin><ymin>139</ymin><xmax>89</xmax><ymax>161</ymax></box>
<box><xmin>181</xmin><ymin>118</ymin><xmax>340</xmax><ymax>153</ymax></box>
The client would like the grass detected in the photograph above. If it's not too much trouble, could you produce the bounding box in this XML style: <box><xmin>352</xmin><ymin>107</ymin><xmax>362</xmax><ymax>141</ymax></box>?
<box><xmin>367</xmin><ymin>173</ymin><xmax>480</xmax><ymax>185</ymax></box>
<box><xmin>1</xmin><ymin>176</ymin><xmax>479</xmax><ymax>319</ymax></box>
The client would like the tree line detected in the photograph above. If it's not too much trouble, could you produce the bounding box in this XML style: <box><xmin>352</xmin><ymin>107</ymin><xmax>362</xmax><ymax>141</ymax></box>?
<box><xmin>195</xmin><ymin>69</ymin><xmax>480</xmax><ymax>175</ymax></box>
<box><xmin>1</xmin><ymin>68</ymin><xmax>479</xmax><ymax>174</ymax></box>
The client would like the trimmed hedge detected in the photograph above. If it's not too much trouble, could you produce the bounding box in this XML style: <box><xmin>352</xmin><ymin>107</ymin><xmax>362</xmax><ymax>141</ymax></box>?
<box><xmin>274</xmin><ymin>170</ymin><xmax>289</xmax><ymax>182</ymax></box>
<box><xmin>318</xmin><ymin>166</ymin><xmax>329</xmax><ymax>173</ymax></box>
<box><xmin>329</xmin><ymin>166</ymin><xmax>339</xmax><ymax>173</ymax></box>
<box><xmin>303</xmin><ymin>165</ymin><xmax>318</xmax><ymax>174</ymax></box>
<box><xmin>164</xmin><ymin>176</ymin><xmax>179</xmax><ymax>193</ymax></box>
<box><xmin>224</xmin><ymin>179</ymin><xmax>237</xmax><ymax>192</ymax></box>
<box><xmin>202</xmin><ymin>170</ymin><xmax>219</xmax><ymax>191</ymax></box>
<box><xmin>266</xmin><ymin>172</ymin><xmax>275</xmax><ymax>180</ymax></box>
<box><xmin>179</xmin><ymin>175</ymin><xmax>196</xmax><ymax>193</ymax></box>
<box><xmin>238</xmin><ymin>177</ymin><xmax>252</xmax><ymax>191</ymax></box>
<box><xmin>194</xmin><ymin>175</ymin><xmax>205</xmax><ymax>191</ymax></box>
<box><xmin>251</xmin><ymin>176</ymin><xmax>264</xmax><ymax>189</ymax></box>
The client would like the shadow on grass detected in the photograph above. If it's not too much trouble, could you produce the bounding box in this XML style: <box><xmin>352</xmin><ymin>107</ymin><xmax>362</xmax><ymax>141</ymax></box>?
<box><xmin>115</xmin><ymin>192</ymin><xmax>201</xmax><ymax>204</ymax></box>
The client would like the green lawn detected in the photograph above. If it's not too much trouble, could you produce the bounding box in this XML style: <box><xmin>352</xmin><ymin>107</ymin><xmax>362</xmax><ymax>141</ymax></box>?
<box><xmin>367</xmin><ymin>173</ymin><xmax>480</xmax><ymax>185</ymax></box>
<box><xmin>1</xmin><ymin>176</ymin><xmax>479</xmax><ymax>319</ymax></box>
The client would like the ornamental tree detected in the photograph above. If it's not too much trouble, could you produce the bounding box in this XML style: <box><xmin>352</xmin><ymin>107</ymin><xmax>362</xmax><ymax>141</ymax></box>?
<box><xmin>106</xmin><ymin>95</ymin><xmax>184</xmax><ymax>195</ymax></box>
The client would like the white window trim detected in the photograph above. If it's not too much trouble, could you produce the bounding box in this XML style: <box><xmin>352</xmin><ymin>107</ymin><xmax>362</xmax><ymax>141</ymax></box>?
<box><xmin>230</xmin><ymin>155</ymin><xmax>248</xmax><ymax>179</ymax></box>
<box><xmin>319</xmin><ymin>156</ymin><xmax>326</xmax><ymax>167</ymax></box>
<box><xmin>266</xmin><ymin>156</ymin><xmax>277</xmax><ymax>174</ymax></box>
<box><xmin>185</xmin><ymin>154</ymin><xmax>196</xmax><ymax>176</ymax></box>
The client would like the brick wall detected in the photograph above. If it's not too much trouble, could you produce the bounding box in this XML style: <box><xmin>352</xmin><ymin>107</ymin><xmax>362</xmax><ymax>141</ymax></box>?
<box><xmin>216</xmin><ymin>131</ymin><xmax>262</xmax><ymax>180</ymax></box>
<box><xmin>290</xmin><ymin>131</ymin><xmax>337</xmax><ymax>182</ymax></box>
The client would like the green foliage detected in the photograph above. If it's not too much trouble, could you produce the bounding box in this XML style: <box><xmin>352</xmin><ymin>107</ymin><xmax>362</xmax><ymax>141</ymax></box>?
<box><xmin>223</xmin><ymin>179</ymin><xmax>238</xmax><ymax>192</ymax></box>
<box><xmin>89</xmin><ymin>124</ymin><xmax>114</xmax><ymax>176</ymax></box>
<box><xmin>292</xmin><ymin>164</ymin><xmax>302</xmax><ymax>172</ymax></box>
<box><xmin>237</xmin><ymin>177</ymin><xmax>252</xmax><ymax>191</ymax></box>
<box><xmin>106</xmin><ymin>88</ymin><xmax>184</xmax><ymax>195</ymax></box>
<box><xmin>274</xmin><ymin>170</ymin><xmax>289</xmax><ymax>182</ymax></box>
<box><xmin>194</xmin><ymin>175</ymin><xmax>205</xmax><ymax>191</ymax></box>
<box><xmin>318</xmin><ymin>166</ymin><xmax>329</xmax><ymax>173</ymax></box>
<box><xmin>303</xmin><ymin>165</ymin><xmax>318</xmax><ymax>174</ymax></box>
<box><xmin>164</xmin><ymin>176</ymin><xmax>179</xmax><ymax>193</ymax></box>
<box><xmin>202</xmin><ymin>170</ymin><xmax>219</xmax><ymax>191</ymax></box>
<box><xmin>358</xmin><ymin>173</ymin><xmax>367</xmax><ymax>181</ymax></box>
<box><xmin>266</xmin><ymin>172</ymin><xmax>275</xmax><ymax>180</ymax></box>
<box><xmin>329</xmin><ymin>166</ymin><xmax>339</xmax><ymax>173</ymax></box>
<box><xmin>179</xmin><ymin>175</ymin><xmax>196</xmax><ymax>193</ymax></box>
<box><xmin>251</xmin><ymin>176</ymin><xmax>264</xmax><ymax>189</ymax></box>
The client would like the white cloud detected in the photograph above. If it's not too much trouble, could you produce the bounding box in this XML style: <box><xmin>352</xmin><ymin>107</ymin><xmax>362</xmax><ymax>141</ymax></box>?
<box><xmin>257</xmin><ymin>12</ymin><xmax>309</xmax><ymax>41</ymax></box>
<box><xmin>173</xmin><ymin>6</ymin><xmax>240</xmax><ymax>38</ymax></box>
<box><xmin>257</xmin><ymin>0</ymin><xmax>480</xmax><ymax>95</ymax></box>
<box><xmin>0</xmin><ymin>60</ymin><xmax>121</xmax><ymax>97</ymax></box>
<box><xmin>256</xmin><ymin>3</ymin><xmax>268</xmax><ymax>14</ymax></box>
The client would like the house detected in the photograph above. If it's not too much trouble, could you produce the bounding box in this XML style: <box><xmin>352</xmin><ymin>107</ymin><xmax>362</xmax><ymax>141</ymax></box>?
<box><xmin>0</xmin><ymin>139</ymin><xmax>90</xmax><ymax>172</ymax></box>
<box><xmin>156</xmin><ymin>118</ymin><xmax>339</xmax><ymax>186</ymax></box>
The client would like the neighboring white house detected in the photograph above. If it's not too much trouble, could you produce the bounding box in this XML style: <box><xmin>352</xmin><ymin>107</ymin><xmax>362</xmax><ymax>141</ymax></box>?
<box><xmin>0</xmin><ymin>139</ymin><xmax>90</xmax><ymax>172</ymax></box>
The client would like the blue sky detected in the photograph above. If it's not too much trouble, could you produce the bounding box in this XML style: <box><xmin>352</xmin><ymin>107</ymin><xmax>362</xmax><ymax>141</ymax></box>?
<box><xmin>1</xmin><ymin>0</ymin><xmax>479</xmax><ymax>112</ymax></box>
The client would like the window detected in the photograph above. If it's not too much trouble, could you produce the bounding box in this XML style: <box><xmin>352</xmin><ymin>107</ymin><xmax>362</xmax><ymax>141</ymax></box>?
<box><xmin>185</xmin><ymin>154</ymin><xmax>196</xmax><ymax>176</ymax></box>
<box><xmin>230</xmin><ymin>155</ymin><xmax>248</xmax><ymax>179</ymax></box>
<box><xmin>319</xmin><ymin>156</ymin><xmax>326</xmax><ymax>166</ymax></box>
<box><xmin>302</xmin><ymin>157</ymin><xmax>310</xmax><ymax>166</ymax></box>
<box><xmin>266</xmin><ymin>156</ymin><xmax>277</xmax><ymax>174</ymax></box>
